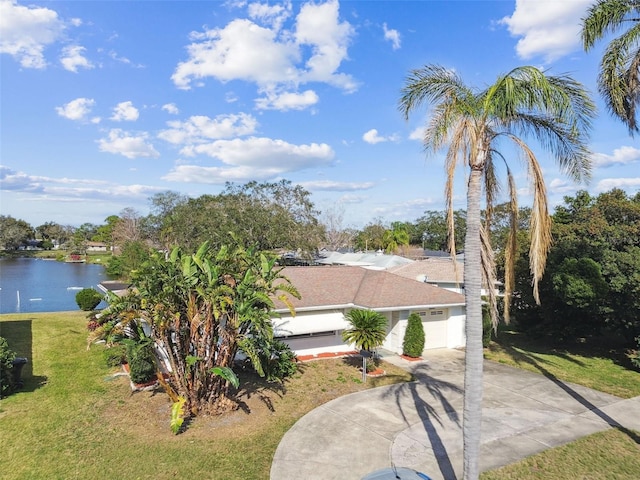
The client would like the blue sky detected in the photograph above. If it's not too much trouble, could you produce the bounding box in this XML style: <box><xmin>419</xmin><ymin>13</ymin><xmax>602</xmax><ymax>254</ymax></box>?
<box><xmin>1</xmin><ymin>0</ymin><xmax>638</xmax><ymax>230</ymax></box>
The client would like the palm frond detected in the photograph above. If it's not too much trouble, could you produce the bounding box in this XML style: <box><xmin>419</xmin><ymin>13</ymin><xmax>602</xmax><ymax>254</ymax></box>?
<box><xmin>502</xmin><ymin>168</ymin><xmax>519</xmax><ymax>324</ymax></box>
<box><xmin>479</xmin><ymin>222</ymin><xmax>499</xmax><ymax>331</ymax></box>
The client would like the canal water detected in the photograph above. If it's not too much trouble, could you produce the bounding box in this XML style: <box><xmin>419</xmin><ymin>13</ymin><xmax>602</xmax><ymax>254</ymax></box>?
<box><xmin>0</xmin><ymin>257</ymin><xmax>108</xmax><ymax>314</ymax></box>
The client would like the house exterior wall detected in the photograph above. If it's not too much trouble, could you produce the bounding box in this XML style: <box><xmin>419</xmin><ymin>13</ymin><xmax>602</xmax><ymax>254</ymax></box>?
<box><xmin>274</xmin><ymin>304</ymin><xmax>466</xmax><ymax>357</ymax></box>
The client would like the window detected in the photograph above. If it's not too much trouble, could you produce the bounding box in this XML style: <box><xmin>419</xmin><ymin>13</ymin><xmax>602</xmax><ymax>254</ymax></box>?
<box><xmin>276</xmin><ymin>330</ymin><xmax>336</xmax><ymax>340</ymax></box>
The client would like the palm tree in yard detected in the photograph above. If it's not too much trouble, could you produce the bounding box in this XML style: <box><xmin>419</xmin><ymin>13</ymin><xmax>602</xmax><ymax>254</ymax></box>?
<box><xmin>399</xmin><ymin>65</ymin><xmax>595</xmax><ymax>480</ymax></box>
<box><xmin>342</xmin><ymin>309</ymin><xmax>387</xmax><ymax>371</ymax></box>
<box><xmin>582</xmin><ymin>0</ymin><xmax>640</xmax><ymax>134</ymax></box>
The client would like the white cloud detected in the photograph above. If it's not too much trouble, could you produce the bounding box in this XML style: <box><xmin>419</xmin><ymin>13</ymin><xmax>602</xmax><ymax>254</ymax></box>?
<box><xmin>409</xmin><ymin>126</ymin><xmax>425</xmax><ymax>141</ymax></box>
<box><xmin>158</xmin><ymin>113</ymin><xmax>258</xmax><ymax>144</ymax></box>
<box><xmin>110</xmin><ymin>101</ymin><xmax>139</xmax><ymax>122</ymax></box>
<box><xmin>500</xmin><ymin>0</ymin><xmax>591</xmax><ymax>62</ymax></box>
<box><xmin>593</xmin><ymin>146</ymin><xmax>640</xmax><ymax>168</ymax></box>
<box><xmin>596</xmin><ymin>177</ymin><xmax>640</xmax><ymax>192</ymax></box>
<box><xmin>338</xmin><ymin>193</ymin><xmax>367</xmax><ymax>205</ymax></box>
<box><xmin>363</xmin><ymin>128</ymin><xmax>398</xmax><ymax>144</ymax></box>
<box><xmin>255</xmin><ymin>89</ymin><xmax>319</xmax><ymax>111</ymax></box>
<box><xmin>548</xmin><ymin>178</ymin><xmax>579</xmax><ymax>195</ymax></box>
<box><xmin>298</xmin><ymin>180</ymin><xmax>375</xmax><ymax>191</ymax></box>
<box><xmin>0</xmin><ymin>165</ymin><xmax>162</xmax><ymax>201</ymax></box>
<box><xmin>248</xmin><ymin>0</ymin><xmax>292</xmax><ymax>30</ymax></box>
<box><xmin>171</xmin><ymin>0</ymin><xmax>357</xmax><ymax>95</ymax></box>
<box><xmin>55</xmin><ymin>97</ymin><xmax>96</xmax><ymax>121</ymax></box>
<box><xmin>108</xmin><ymin>50</ymin><xmax>144</xmax><ymax>68</ymax></box>
<box><xmin>383</xmin><ymin>23</ymin><xmax>401</xmax><ymax>50</ymax></box>
<box><xmin>60</xmin><ymin>45</ymin><xmax>93</xmax><ymax>72</ymax></box>
<box><xmin>162</xmin><ymin>103</ymin><xmax>179</xmax><ymax>115</ymax></box>
<box><xmin>98</xmin><ymin>129</ymin><xmax>159</xmax><ymax>159</ymax></box>
<box><xmin>164</xmin><ymin>136</ymin><xmax>334</xmax><ymax>184</ymax></box>
<box><xmin>181</xmin><ymin>136</ymin><xmax>333</xmax><ymax>166</ymax></box>
<box><xmin>0</xmin><ymin>0</ymin><xmax>65</xmax><ymax>69</ymax></box>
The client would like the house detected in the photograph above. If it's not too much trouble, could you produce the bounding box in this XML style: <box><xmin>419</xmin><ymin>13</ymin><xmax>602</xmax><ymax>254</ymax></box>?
<box><xmin>273</xmin><ymin>265</ymin><xmax>466</xmax><ymax>357</ymax></box>
<box><xmin>389</xmin><ymin>257</ymin><xmax>464</xmax><ymax>293</ymax></box>
<box><xmin>389</xmin><ymin>257</ymin><xmax>502</xmax><ymax>297</ymax></box>
<box><xmin>86</xmin><ymin>241</ymin><xmax>109</xmax><ymax>252</ymax></box>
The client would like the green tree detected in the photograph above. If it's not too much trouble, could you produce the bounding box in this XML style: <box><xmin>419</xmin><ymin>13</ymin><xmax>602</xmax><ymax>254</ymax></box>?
<box><xmin>0</xmin><ymin>215</ymin><xmax>33</xmax><ymax>250</ymax></box>
<box><xmin>400</xmin><ymin>65</ymin><xmax>594</xmax><ymax>479</ymax></box>
<box><xmin>92</xmin><ymin>215</ymin><xmax>120</xmax><ymax>247</ymax></box>
<box><xmin>354</xmin><ymin>219</ymin><xmax>387</xmax><ymax>251</ymax></box>
<box><xmin>582</xmin><ymin>0</ymin><xmax>640</xmax><ymax>134</ymax></box>
<box><xmin>104</xmin><ymin>241</ymin><xmax>299</xmax><ymax>417</ymax></box>
<box><xmin>163</xmin><ymin>181</ymin><xmax>324</xmax><ymax>255</ymax></box>
<box><xmin>415</xmin><ymin>210</ymin><xmax>466</xmax><ymax>251</ymax></box>
<box><xmin>514</xmin><ymin>189</ymin><xmax>640</xmax><ymax>343</ymax></box>
<box><xmin>402</xmin><ymin>313</ymin><xmax>425</xmax><ymax>358</ymax></box>
<box><xmin>342</xmin><ymin>309</ymin><xmax>387</xmax><ymax>373</ymax></box>
<box><xmin>383</xmin><ymin>222</ymin><xmax>410</xmax><ymax>253</ymax></box>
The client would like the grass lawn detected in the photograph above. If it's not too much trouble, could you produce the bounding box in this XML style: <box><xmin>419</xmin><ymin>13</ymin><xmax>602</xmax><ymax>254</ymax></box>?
<box><xmin>481</xmin><ymin>428</ymin><xmax>640</xmax><ymax>480</ymax></box>
<box><xmin>0</xmin><ymin>311</ymin><xmax>412</xmax><ymax>480</ymax></box>
<box><xmin>484</xmin><ymin>330</ymin><xmax>640</xmax><ymax>398</ymax></box>
<box><xmin>481</xmin><ymin>330</ymin><xmax>640</xmax><ymax>479</ymax></box>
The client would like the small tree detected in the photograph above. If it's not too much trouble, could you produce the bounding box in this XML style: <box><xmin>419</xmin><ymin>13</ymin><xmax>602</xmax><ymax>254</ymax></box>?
<box><xmin>103</xmin><ymin>240</ymin><xmax>300</xmax><ymax>418</ymax></box>
<box><xmin>402</xmin><ymin>313</ymin><xmax>425</xmax><ymax>358</ymax></box>
<box><xmin>0</xmin><ymin>337</ymin><xmax>17</xmax><ymax>398</ymax></box>
<box><xmin>75</xmin><ymin>288</ymin><xmax>103</xmax><ymax>311</ymax></box>
<box><xmin>342</xmin><ymin>309</ymin><xmax>387</xmax><ymax>372</ymax></box>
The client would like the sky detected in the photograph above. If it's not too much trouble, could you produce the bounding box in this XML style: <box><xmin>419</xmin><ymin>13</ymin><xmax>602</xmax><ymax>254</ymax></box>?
<box><xmin>1</xmin><ymin>0</ymin><xmax>639</xmax><ymax>230</ymax></box>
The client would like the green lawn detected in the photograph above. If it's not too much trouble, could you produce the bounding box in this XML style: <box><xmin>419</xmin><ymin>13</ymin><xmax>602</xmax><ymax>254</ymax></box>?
<box><xmin>481</xmin><ymin>330</ymin><xmax>640</xmax><ymax>479</ymax></box>
<box><xmin>484</xmin><ymin>330</ymin><xmax>640</xmax><ymax>398</ymax></box>
<box><xmin>0</xmin><ymin>311</ymin><xmax>412</xmax><ymax>480</ymax></box>
<box><xmin>2</xmin><ymin>314</ymin><xmax>638</xmax><ymax>479</ymax></box>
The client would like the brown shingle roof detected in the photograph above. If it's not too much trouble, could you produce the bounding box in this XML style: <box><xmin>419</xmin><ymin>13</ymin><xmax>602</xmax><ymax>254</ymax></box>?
<box><xmin>275</xmin><ymin>265</ymin><xmax>464</xmax><ymax>311</ymax></box>
<box><xmin>388</xmin><ymin>258</ymin><xmax>463</xmax><ymax>283</ymax></box>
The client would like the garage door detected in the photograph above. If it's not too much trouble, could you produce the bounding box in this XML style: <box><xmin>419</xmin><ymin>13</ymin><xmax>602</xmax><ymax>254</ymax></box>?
<box><xmin>417</xmin><ymin>309</ymin><xmax>448</xmax><ymax>350</ymax></box>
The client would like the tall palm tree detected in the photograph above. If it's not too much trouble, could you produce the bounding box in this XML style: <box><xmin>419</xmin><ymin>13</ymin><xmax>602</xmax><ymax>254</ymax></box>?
<box><xmin>582</xmin><ymin>0</ymin><xmax>640</xmax><ymax>134</ymax></box>
<box><xmin>399</xmin><ymin>65</ymin><xmax>595</xmax><ymax>480</ymax></box>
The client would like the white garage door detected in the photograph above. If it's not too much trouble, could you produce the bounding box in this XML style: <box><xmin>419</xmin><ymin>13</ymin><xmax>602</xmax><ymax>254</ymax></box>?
<box><xmin>418</xmin><ymin>309</ymin><xmax>448</xmax><ymax>350</ymax></box>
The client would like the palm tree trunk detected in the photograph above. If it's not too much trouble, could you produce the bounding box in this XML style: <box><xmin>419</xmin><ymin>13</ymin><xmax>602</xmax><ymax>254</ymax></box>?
<box><xmin>463</xmin><ymin>167</ymin><xmax>484</xmax><ymax>480</ymax></box>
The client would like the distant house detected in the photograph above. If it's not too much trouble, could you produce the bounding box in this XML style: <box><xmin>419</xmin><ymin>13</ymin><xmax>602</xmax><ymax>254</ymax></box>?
<box><xmin>86</xmin><ymin>241</ymin><xmax>109</xmax><ymax>252</ymax></box>
<box><xmin>273</xmin><ymin>265</ymin><xmax>466</xmax><ymax>357</ymax></box>
<box><xmin>389</xmin><ymin>257</ymin><xmax>502</xmax><ymax>296</ymax></box>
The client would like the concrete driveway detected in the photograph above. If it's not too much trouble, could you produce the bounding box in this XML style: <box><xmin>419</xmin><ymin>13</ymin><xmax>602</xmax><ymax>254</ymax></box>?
<box><xmin>270</xmin><ymin>349</ymin><xmax>640</xmax><ymax>480</ymax></box>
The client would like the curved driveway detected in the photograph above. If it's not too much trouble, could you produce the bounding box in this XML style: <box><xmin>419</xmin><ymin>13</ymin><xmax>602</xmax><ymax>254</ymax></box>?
<box><xmin>271</xmin><ymin>350</ymin><xmax>640</xmax><ymax>480</ymax></box>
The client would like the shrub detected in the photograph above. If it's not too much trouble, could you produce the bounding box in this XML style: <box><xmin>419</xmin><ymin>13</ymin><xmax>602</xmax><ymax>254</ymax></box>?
<box><xmin>0</xmin><ymin>337</ymin><xmax>17</xmax><ymax>398</ymax></box>
<box><xmin>125</xmin><ymin>340</ymin><xmax>157</xmax><ymax>384</ymax></box>
<box><xmin>262</xmin><ymin>340</ymin><xmax>298</xmax><ymax>382</ymax></box>
<box><xmin>632</xmin><ymin>336</ymin><xmax>640</xmax><ymax>370</ymax></box>
<box><xmin>75</xmin><ymin>288</ymin><xmax>103</xmax><ymax>311</ymax></box>
<box><xmin>403</xmin><ymin>312</ymin><xmax>425</xmax><ymax>358</ymax></box>
<box><xmin>103</xmin><ymin>344</ymin><xmax>127</xmax><ymax>367</ymax></box>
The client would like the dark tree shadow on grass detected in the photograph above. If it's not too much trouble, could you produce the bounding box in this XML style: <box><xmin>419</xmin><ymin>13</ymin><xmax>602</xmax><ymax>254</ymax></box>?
<box><xmin>497</xmin><ymin>341</ymin><xmax>640</xmax><ymax>445</ymax></box>
<box><xmin>233</xmin><ymin>361</ymin><xmax>308</xmax><ymax>414</ymax></box>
